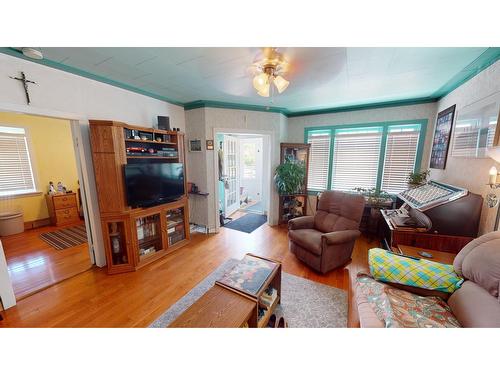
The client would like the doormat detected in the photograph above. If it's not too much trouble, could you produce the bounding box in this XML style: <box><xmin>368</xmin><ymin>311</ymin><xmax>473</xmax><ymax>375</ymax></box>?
<box><xmin>223</xmin><ymin>213</ymin><xmax>267</xmax><ymax>233</ymax></box>
<box><xmin>39</xmin><ymin>224</ymin><xmax>87</xmax><ymax>250</ymax></box>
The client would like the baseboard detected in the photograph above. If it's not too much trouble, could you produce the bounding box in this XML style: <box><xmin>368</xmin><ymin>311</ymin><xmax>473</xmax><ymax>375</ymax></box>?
<box><xmin>24</xmin><ymin>218</ymin><xmax>51</xmax><ymax>230</ymax></box>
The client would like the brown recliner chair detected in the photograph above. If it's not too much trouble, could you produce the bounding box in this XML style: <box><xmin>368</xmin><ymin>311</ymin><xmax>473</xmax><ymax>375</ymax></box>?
<box><xmin>288</xmin><ymin>190</ymin><xmax>365</xmax><ymax>273</ymax></box>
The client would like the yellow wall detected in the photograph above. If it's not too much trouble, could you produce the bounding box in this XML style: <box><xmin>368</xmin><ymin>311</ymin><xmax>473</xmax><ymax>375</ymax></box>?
<box><xmin>0</xmin><ymin>112</ymin><xmax>79</xmax><ymax>222</ymax></box>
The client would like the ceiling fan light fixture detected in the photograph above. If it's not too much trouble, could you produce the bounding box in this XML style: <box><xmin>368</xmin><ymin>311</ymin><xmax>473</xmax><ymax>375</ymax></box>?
<box><xmin>257</xmin><ymin>83</ymin><xmax>270</xmax><ymax>97</ymax></box>
<box><xmin>273</xmin><ymin>75</ymin><xmax>289</xmax><ymax>94</ymax></box>
<box><xmin>252</xmin><ymin>72</ymin><xmax>269</xmax><ymax>92</ymax></box>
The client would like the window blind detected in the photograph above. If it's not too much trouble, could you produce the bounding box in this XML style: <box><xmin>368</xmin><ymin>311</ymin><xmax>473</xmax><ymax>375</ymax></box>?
<box><xmin>331</xmin><ymin>129</ymin><xmax>382</xmax><ymax>191</ymax></box>
<box><xmin>0</xmin><ymin>127</ymin><xmax>36</xmax><ymax>196</ymax></box>
<box><xmin>381</xmin><ymin>127</ymin><xmax>420</xmax><ymax>194</ymax></box>
<box><xmin>307</xmin><ymin>131</ymin><xmax>331</xmax><ymax>191</ymax></box>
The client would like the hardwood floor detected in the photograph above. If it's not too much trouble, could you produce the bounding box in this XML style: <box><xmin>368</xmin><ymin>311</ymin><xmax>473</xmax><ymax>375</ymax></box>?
<box><xmin>0</xmin><ymin>223</ymin><xmax>380</xmax><ymax>327</ymax></box>
<box><xmin>1</xmin><ymin>222</ymin><xmax>92</xmax><ymax>300</ymax></box>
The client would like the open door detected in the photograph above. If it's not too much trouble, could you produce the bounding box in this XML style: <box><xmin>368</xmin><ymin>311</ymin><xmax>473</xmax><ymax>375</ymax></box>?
<box><xmin>223</xmin><ymin>134</ymin><xmax>239</xmax><ymax>217</ymax></box>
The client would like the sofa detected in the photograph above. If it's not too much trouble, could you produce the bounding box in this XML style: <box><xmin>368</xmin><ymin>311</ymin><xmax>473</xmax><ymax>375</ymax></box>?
<box><xmin>353</xmin><ymin>230</ymin><xmax>500</xmax><ymax>328</ymax></box>
<box><xmin>288</xmin><ymin>190</ymin><xmax>365</xmax><ymax>273</ymax></box>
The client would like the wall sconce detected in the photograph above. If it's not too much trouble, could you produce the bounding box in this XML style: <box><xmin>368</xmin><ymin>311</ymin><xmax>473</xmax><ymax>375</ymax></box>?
<box><xmin>487</xmin><ymin>166</ymin><xmax>500</xmax><ymax>208</ymax></box>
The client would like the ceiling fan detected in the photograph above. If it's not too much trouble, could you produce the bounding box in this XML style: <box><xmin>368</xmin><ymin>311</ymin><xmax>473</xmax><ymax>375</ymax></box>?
<box><xmin>249</xmin><ymin>47</ymin><xmax>290</xmax><ymax>97</ymax></box>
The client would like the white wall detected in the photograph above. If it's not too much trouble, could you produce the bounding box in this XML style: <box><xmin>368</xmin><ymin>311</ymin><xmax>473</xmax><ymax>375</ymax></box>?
<box><xmin>430</xmin><ymin>60</ymin><xmax>500</xmax><ymax>234</ymax></box>
<box><xmin>0</xmin><ymin>53</ymin><xmax>185</xmax><ymax>266</ymax></box>
<box><xmin>185</xmin><ymin>107</ymin><xmax>286</xmax><ymax>230</ymax></box>
<box><xmin>0</xmin><ymin>240</ymin><xmax>16</xmax><ymax>309</ymax></box>
<box><xmin>287</xmin><ymin>102</ymin><xmax>437</xmax><ymax>170</ymax></box>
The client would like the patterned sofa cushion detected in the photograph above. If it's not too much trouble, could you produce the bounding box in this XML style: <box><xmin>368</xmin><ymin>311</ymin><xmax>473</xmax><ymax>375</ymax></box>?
<box><xmin>368</xmin><ymin>248</ymin><xmax>464</xmax><ymax>293</ymax></box>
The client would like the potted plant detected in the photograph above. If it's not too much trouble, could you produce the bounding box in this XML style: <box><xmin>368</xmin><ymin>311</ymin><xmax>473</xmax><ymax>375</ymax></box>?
<box><xmin>407</xmin><ymin>170</ymin><xmax>430</xmax><ymax>189</ymax></box>
<box><xmin>274</xmin><ymin>157</ymin><xmax>306</xmax><ymax>195</ymax></box>
<box><xmin>353</xmin><ymin>187</ymin><xmax>393</xmax><ymax>234</ymax></box>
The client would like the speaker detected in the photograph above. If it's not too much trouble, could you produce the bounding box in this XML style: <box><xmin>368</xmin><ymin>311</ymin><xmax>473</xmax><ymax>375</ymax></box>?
<box><xmin>157</xmin><ymin>116</ymin><xmax>170</xmax><ymax>130</ymax></box>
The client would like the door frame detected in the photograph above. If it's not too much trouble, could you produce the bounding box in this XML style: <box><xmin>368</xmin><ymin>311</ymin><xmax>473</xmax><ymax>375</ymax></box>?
<box><xmin>0</xmin><ymin>102</ymin><xmax>104</xmax><ymax>267</ymax></box>
<box><xmin>212</xmin><ymin>127</ymin><xmax>274</xmax><ymax>232</ymax></box>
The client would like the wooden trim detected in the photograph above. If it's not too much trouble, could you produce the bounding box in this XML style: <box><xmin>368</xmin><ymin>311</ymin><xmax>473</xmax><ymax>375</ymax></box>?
<box><xmin>23</xmin><ymin>218</ymin><xmax>51</xmax><ymax>230</ymax></box>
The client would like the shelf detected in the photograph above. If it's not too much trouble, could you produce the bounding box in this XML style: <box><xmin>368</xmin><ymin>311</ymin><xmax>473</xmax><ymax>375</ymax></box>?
<box><xmin>257</xmin><ymin>294</ymin><xmax>280</xmax><ymax>328</ymax></box>
<box><xmin>125</xmin><ymin>138</ymin><xmax>177</xmax><ymax>145</ymax></box>
<box><xmin>189</xmin><ymin>192</ymin><xmax>209</xmax><ymax>197</ymax></box>
<box><xmin>126</xmin><ymin>155</ymin><xmax>178</xmax><ymax>159</ymax></box>
<box><xmin>138</xmin><ymin>235</ymin><xmax>161</xmax><ymax>245</ymax></box>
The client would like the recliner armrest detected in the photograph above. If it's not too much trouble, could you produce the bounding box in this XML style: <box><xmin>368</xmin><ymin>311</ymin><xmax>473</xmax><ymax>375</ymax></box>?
<box><xmin>322</xmin><ymin>230</ymin><xmax>360</xmax><ymax>245</ymax></box>
<box><xmin>288</xmin><ymin>216</ymin><xmax>315</xmax><ymax>230</ymax></box>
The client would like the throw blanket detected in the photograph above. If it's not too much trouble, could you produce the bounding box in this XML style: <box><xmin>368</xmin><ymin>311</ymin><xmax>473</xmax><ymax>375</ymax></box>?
<box><xmin>368</xmin><ymin>248</ymin><xmax>464</xmax><ymax>293</ymax></box>
<box><xmin>356</xmin><ymin>274</ymin><xmax>461</xmax><ymax>328</ymax></box>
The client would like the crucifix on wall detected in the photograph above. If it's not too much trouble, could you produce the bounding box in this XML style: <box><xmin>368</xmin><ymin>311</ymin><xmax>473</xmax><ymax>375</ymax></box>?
<box><xmin>9</xmin><ymin>71</ymin><xmax>37</xmax><ymax>105</ymax></box>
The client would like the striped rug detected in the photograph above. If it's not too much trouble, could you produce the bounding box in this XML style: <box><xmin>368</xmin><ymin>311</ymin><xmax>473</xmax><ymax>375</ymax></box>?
<box><xmin>39</xmin><ymin>224</ymin><xmax>88</xmax><ymax>250</ymax></box>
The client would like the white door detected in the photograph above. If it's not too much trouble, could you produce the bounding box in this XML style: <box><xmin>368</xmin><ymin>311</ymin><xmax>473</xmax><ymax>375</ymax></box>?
<box><xmin>224</xmin><ymin>135</ymin><xmax>239</xmax><ymax>216</ymax></box>
<box><xmin>239</xmin><ymin>138</ymin><xmax>263</xmax><ymax>209</ymax></box>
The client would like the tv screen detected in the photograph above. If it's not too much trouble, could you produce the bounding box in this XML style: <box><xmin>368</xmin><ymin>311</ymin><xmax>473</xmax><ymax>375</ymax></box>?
<box><xmin>124</xmin><ymin>163</ymin><xmax>184</xmax><ymax>208</ymax></box>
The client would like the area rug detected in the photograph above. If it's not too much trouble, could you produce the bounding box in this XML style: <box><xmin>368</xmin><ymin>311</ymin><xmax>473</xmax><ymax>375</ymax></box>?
<box><xmin>39</xmin><ymin>224</ymin><xmax>87</xmax><ymax>250</ymax></box>
<box><xmin>223</xmin><ymin>213</ymin><xmax>267</xmax><ymax>233</ymax></box>
<box><xmin>241</xmin><ymin>200</ymin><xmax>264</xmax><ymax>214</ymax></box>
<box><xmin>149</xmin><ymin>258</ymin><xmax>347</xmax><ymax>328</ymax></box>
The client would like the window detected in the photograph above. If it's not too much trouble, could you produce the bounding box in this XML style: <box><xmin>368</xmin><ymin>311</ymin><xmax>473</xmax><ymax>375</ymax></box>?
<box><xmin>0</xmin><ymin>125</ymin><xmax>37</xmax><ymax>197</ymax></box>
<box><xmin>331</xmin><ymin>127</ymin><xmax>382</xmax><ymax>191</ymax></box>
<box><xmin>306</xmin><ymin>130</ymin><xmax>331</xmax><ymax>190</ymax></box>
<box><xmin>381</xmin><ymin>125</ymin><xmax>420</xmax><ymax>194</ymax></box>
<box><xmin>305</xmin><ymin>120</ymin><xmax>425</xmax><ymax>194</ymax></box>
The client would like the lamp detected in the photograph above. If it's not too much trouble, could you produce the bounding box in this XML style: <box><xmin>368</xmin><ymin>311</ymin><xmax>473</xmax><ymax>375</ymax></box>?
<box><xmin>273</xmin><ymin>75</ymin><xmax>289</xmax><ymax>94</ymax></box>
<box><xmin>487</xmin><ymin>145</ymin><xmax>500</xmax><ymax>230</ymax></box>
<box><xmin>250</xmin><ymin>48</ymin><xmax>290</xmax><ymax>97</ymax></box>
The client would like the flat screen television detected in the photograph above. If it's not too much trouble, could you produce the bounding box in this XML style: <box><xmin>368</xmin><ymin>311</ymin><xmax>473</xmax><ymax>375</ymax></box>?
<box><xmin>124</xmin><ymin>163</ymin><xmax>184</xmax><ymax>208</ymax></box>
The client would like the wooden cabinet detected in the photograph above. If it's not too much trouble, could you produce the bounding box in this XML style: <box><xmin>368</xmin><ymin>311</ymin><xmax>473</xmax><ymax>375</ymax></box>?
<box><xmin>46</xmin><ymin>193</ymin><xmax>80</xmax><ymax>226</ymax></box>
<box><xmin>102</xmin><ymin>216</ymin><xmax>135</xmax><ymax>274</ymax></box>
<box><xmin>89</xmin><ymin>120</ymin><xmax>190</xmax><ymax>274</ymax></box>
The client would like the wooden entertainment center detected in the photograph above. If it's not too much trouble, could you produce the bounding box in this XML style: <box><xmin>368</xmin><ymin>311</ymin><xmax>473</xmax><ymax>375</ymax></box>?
<box><xmin>89</xmin><ymin>120</ymin><xmax>190</xmax><ymax>274</ymax></box>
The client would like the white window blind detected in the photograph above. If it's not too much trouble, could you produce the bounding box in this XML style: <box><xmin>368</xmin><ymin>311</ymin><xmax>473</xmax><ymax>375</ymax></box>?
<box><xmin>0</xmin><ymin>126</ymin><xmax>36</xmax><ymax>197</ymax></box>
<box><xmin>331</xmin><ymin>128</ymin><xmax>382</xmax><ymax>191</ymax></box>
<box><xmin>307</xmin><ymin>131</ymin><xmax>331</xmax><ymax>191</ymax></box>
<box><xmin>381</xmin><ymin>127</ymin><xmax>420</xmax><ymax>194</ymax></box>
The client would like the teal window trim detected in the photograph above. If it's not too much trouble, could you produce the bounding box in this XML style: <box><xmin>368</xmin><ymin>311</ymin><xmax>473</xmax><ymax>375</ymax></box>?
<box><xmin>304</xmin><ymin>119</ymin><xmax>428</xmax><ymax>193</ymax></box>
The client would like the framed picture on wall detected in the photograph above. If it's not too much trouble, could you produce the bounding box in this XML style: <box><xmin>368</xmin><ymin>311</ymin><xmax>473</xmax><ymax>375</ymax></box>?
<box><xmin>429</xmin><ymin>104</ymin><xmax>456</xmax><ymax>169</ymax></box>
<box><xmin>189</xmin><ymin>139</ymin><xmax>202</xmax><ymax>152</ymax></box>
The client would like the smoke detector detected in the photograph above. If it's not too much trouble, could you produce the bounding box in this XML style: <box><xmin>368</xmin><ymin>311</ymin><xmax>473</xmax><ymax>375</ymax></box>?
<box><xmin>21</xmin><ymin>47</ymin><xmax>43</xmax><ymax>60</ymax></box>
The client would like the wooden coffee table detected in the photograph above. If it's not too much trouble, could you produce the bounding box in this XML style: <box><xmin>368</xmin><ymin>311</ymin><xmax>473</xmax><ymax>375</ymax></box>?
<box><xmin>169</xmin><ymin>254</ymin><xmax>281</xmax><ymax>328</ymax></box>
<box><xmin>169</xmin><ymin>284</ymin><xmax>257</xmax><ymax>328</ymax></box>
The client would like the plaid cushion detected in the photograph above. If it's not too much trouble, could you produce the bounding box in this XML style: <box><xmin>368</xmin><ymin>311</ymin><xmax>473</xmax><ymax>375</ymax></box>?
<box><xmin>368</xmin><ymin>248</ymin><xmax>464</xmax><ymax>293</ymax></box>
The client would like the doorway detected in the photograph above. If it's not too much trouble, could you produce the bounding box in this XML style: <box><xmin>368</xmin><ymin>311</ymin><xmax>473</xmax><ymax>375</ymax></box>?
<box><xmin>217</xmin><ymin>132</ymin><xmax>269</xmax><ymax>229</ymax></box>
<box><xmin>0</xmin><ymin>112</ymin><xmax>93</xmax><ymax>300</ymax></box>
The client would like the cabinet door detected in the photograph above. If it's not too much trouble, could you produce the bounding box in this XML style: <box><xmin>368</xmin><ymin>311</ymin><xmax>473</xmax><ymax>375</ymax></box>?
<box><xmin>132</xmin><ymin>212</ymin><xmax>164</xmax><ymax>263</ymax></box>
<box><xmin>164</xmin><ymin>206</ymin><xmax>187</xmax><ymax>249</ymax></box>
<box><xmin>102</xmin><ymin>217</ymin><xmax>134</xmax><ymax>274</ymax></box>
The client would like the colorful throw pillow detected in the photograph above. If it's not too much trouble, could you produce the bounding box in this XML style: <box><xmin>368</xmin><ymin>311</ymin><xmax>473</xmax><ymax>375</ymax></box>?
<box><xmin>368</xmin><ymin>248</ymin><xmax>464</xmax><ymax>293</ymax></box>
<box><xmin>356</xmin><ymin>274</ymin><xmax>461</xmax><ymax>328</ymax></box>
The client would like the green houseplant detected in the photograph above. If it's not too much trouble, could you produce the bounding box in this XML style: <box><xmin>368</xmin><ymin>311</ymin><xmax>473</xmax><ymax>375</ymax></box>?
<box><xmin>353</xmin><ymin>187</ymin><xmax>393</xmax><ymax>235</ymax></box>
<box><xmin>274</xmin><ymin>157</ymin><xmax>306</xmax><ymax>195</ymax></box>
<box><xmin>407</xmin><ymin>170</ymin><xmax>430</xmax><ymax>188</ymax></box>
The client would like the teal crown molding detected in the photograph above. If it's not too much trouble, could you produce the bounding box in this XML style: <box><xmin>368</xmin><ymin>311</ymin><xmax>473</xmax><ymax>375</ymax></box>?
<box><xmin>184</xmin><ymin>100</ymin><xmax>288</xmax><ymax>115</ymax></box>
<box><xmin>2</xmin><ymin>47</ymin><xmax>499</xmax><ymax>118</ymax></box>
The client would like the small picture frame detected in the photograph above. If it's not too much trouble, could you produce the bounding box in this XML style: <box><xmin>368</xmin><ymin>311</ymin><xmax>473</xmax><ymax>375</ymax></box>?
<box><xmin>189</xmin><ymin>139</ymin><xmax>202</xmax><ymax>152</ymax></box>
<box><xmin>206</xmin><ymin>140</ymin><xmax>214</xmax><ymax>150</ymax></box>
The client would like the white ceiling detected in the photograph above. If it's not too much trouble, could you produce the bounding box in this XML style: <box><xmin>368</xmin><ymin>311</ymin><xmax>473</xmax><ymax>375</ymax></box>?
<box><xmin>22</xmin><ymin>47</ymin><xmax>495</xmax><ymax>112</ymax></box>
